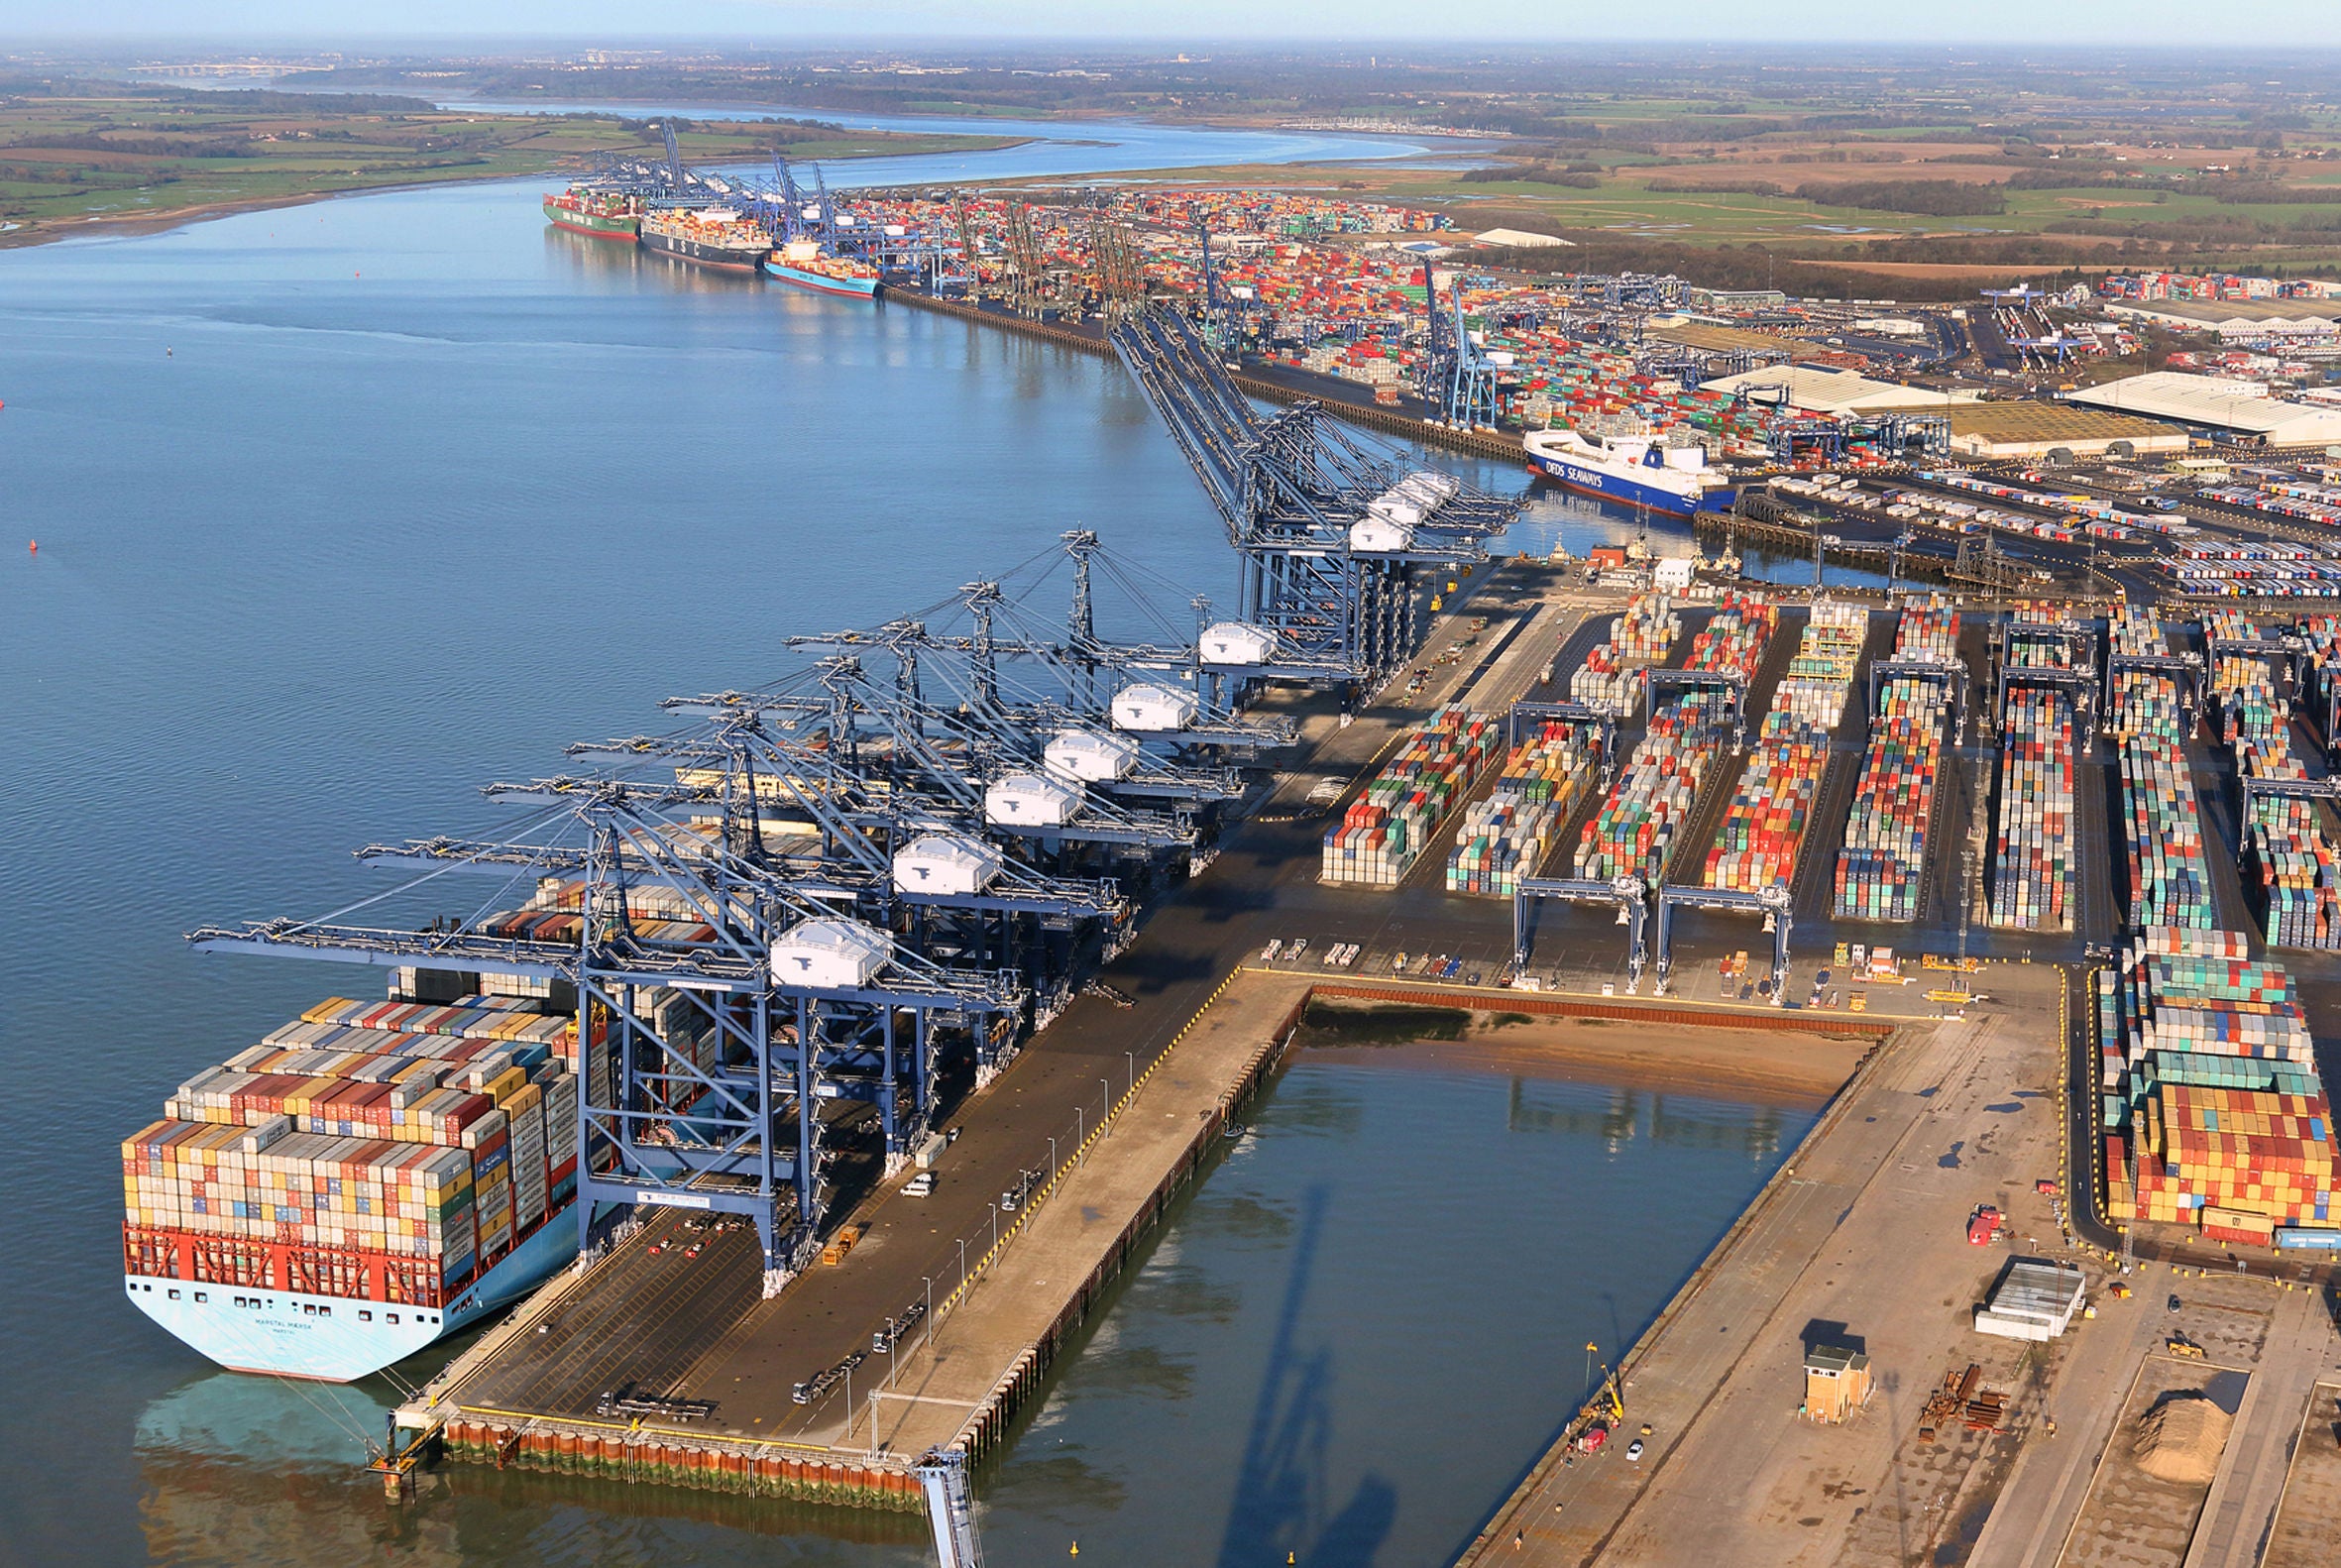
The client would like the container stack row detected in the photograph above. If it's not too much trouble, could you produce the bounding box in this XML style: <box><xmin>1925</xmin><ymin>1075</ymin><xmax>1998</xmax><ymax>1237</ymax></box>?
<box><xmin>1681</xmin><ymin>592</ymin><xmax>1778</xmax><ymax>683</ymax></box>
<box><xmin>2105</xmin><ymin>610</ymin><xmax>2217</xmax><ymax>930</ymax></box>
<box><xmin>2098</xmin><ymin>930</ymin><xmax>2337</xmax><ymax>1244</ymax></box>
<box><xmin>1573</xmin><ymin>690</ymin><xmax>1735</xmax><ymax>883</ymax></box>
<box><xmin>1568</xmin><ymin>594</ymin><xmax>1681</xmax><ymax>717</ymax></box>
<box><xmin>1321</xmin><ymin>703</ymin><xmax>1497</xmax><ymax>886</ymax></box>
<box><xmin>1833</xmin><ymin>605</ymin><xmax>1960</xmax><ymax>922</ymax></box>
<box><xmin>1988</xmin><ymin>687</ymin><xmax>2075</xmax><ymax>932</ymax></box>
<box><xmin>2209</xmin><ymin>638</ymin><xmax>2341</xmax><ymax>951</ymax></box>
<box><xmin>1772</xmin><ymin>600</ymin><xmax>1867</xmax><ymax>731</ymax></box>
<box><xmin>1703</xmin><ymin>710</ymin><xmax>1831</xmax><ymax>893</ymax></box>
<box><xmin>1445</xmin><ymin>719</ymin><xmax>1604</xmax><ymax>896</ymax></box>
<box><xmin>122</xmin><ymin>993</ymin><xmax>583</xmax><ymax>1308</ymax></box>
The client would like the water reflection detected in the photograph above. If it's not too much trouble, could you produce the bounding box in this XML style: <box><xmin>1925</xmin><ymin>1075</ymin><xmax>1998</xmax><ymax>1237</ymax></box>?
<box><xmin>1506</xmin><ymin>1080</ymin><xmax>1788</xmax><ymax>1164</ymax></box>
<box><xmin>133</xmin><ymin>1375</ymin><xmax>930</xmax><ymax>1568</ymax></box>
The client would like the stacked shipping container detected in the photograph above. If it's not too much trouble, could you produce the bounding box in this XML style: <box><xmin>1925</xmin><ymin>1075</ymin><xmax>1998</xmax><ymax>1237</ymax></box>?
<box><xmin>1988</xmin><ymin>686</ymin><xmax>2074</xmax><ymax>932</ymax></box>
<box><xmin>1575</xmin><ymin>691</ymin><xmax>1735</xmax><ymax>883</ymax></box>
<box><xmin>1569</xmin><ymin>595</ymin><xmax>1682</xmax><ymax>717</ymax></box>
<box><xmin>2206</xmin><ymin>625</ymin><xmax>2341</xmax><ymax>951</ymax></box>
<box><xmin>1704</xmin><ymin>710</ymin><xmax>1830</xmax><ymax>893</ymax></box>
<box><xmin>1445</xmin><ymin>719</ymin><xmax>1603</xmax><ymax>896</ymax></box>
<box><xmin>1322</xmin><ymin>704</ymin><xmax>1497</xmax><ymax>886</ymax></box>
<box><xmin>1773</xmin><ymin>601</ymin><xmax>1867</xmax><ymax>730</ymax></box>
<box><xmin>122</xmin><ymin>996</ymin><xmax>582</xmax><ymax>1308</ymax></box>
<box><xmin>1834</xmin><ymin>603</ymin><xmax>1960</xmax><ymax>922</ymax></box>
<box><xmin>2106</xmin><ymin>609</ymin><xmax>2217</xmax><ymax>930</ymax></box>
<box><xmin>2098</xmin><ymin>930</ymin><xmax>2338</xmax><ymax>1241</ymax></box>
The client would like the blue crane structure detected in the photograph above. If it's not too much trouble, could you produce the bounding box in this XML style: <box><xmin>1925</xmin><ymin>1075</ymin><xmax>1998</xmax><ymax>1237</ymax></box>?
<box><xmin>185</xmin><ymin>530</ymin><xmax>1291</xmax><ymax>1287</ymax></box>
<box><xmin>1107</xmin><ymin>305</ymin><xmax>1523</xmax><ymax>690</ymax></box>
<box><xmin>1410</xmin><ymin>267</ymin><xmax>1501</xmax><ymax>427</ymax></box>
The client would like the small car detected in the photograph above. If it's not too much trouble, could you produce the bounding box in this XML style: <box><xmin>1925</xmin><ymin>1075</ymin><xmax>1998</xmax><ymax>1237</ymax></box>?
<box><xmin>1625</xmin><ymin>1439</ymin><xmax>1645</xmax><ymax>1462</ymax></box>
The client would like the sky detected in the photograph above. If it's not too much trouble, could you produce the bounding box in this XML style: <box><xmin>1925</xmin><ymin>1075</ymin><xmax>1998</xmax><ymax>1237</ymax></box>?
<box><xmin>5</xmin><ymin>0</ymin><xmax>2339</xmax><ymax>48</ymax></box>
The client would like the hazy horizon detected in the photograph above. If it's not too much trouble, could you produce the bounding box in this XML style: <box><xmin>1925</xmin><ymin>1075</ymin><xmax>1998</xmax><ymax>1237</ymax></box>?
<box><xmin>4</xmin><ymin>2</ymin><xmax>2339</xmax><ymax>50</ymax></box>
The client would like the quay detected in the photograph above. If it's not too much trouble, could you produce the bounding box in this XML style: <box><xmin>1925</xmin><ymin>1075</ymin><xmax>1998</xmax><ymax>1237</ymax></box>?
<box><xmin>886</xmin><ymin>285</ymin><xmax>1529</xmax><ymax>464</ymax></box>
<box><xmin>403</xmin><ymin>959</ymin><xmax>1902</xmax><ymax>1510</ymax></box>
<box><xmin>390</xmin><ymin>552</ymin><xmax>2068</xmax><ymax>1516</ymax></box>
<box><xmin>395</xmin><ymin>561</ymin><xmax>1597</xmax><ymax>1500</ymax></box>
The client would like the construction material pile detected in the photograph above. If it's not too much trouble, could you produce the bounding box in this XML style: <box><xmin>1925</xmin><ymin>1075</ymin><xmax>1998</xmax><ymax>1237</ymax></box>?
<box><xmin>2132</xmin><ymin>1394</ymin><xmax>2231</xmax><ymax>1486</ymax></box>
<box><xmin>1322</xmin><ymin>703</ymin><xmax>1496</xmax><ymax>887</ymax></box>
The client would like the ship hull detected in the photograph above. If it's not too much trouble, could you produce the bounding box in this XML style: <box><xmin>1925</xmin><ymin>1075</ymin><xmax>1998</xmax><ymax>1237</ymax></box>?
<box><xmin>541</xmin><ymin>200</ymin><xmax>638</xmax><ymax>242</ymax></box>
<box><xmin>1527</xmin><ymin>451</ymin><xmax>1735</xmax><ymax>517</ymax></box>
<box><xmin>762</xmin><ymin>259</ymin><xmax>882</xmax><ymax>299</ymax></box>
<box><xmin>124</xmin><ymin>1201</ymin><xmax>581</xmax><ymax>1384</ymax></box>
<box><xmin>641</xmin><ymin>231</ymin><xmax>770</xmax><ymax>275</ymax></box>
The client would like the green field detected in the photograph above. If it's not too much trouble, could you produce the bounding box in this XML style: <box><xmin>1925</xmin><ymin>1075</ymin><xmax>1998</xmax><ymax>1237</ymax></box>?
<box><xmin>0</xmin><ymin>88</ymin><xmax>1020</xmax><ymax>243</ymax></box>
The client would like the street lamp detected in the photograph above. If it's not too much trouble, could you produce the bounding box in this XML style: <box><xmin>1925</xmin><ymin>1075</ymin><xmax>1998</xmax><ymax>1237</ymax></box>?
<box><xmin>1125</xmin><ymin>1051</ymin><xmax>1137</xmax><ymax>1096</ymax></box>
<box><xmin>1049</xmin><ymin>1134</ymin><xmax>1058</xmax><ymax>1175</ymax></box>
<box><xmin>989</xmin><ymin>1200</ymin><xmax>999</xmax><ymax>1252</ymax></box>
<box><xmin>1101</xmin><ymin>1078</ymin><xmax>1114</xmax><ymax>1135</ymax></box>
<box><xmin>956</xmin><ymin>1236</ymin><xmax>967</xmax><ymax>1290</ymax></box>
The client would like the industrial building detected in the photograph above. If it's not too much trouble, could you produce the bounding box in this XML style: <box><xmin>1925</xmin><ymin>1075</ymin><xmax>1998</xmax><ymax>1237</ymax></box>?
<box><xmin>2068</xmin><ymin>371</ymin><xmax>2341</xmax><ymax>448</ymax></box>
<box><xmin>1973</xmin><ymin>1259</ymin><xmax>2088</xmax><ymax>1341</ymax></box>
<box><xmin>1941</xmin><ymin>400</ymin><xmax>2189</xmax><ymax>460</ymax></box>
<box><xmin>1802</xmin><ymin>1344</ymin><xmax>1875</xmax><ymax>1423</ymax></box>
<box><xmin>1473</xmin><ymin>228</ymin><xmax>1575</xmax><ymax>250</ymax></box>
<box><xmin>2105</xmin><ymin>297</ymin><xmax>2341</xmax><ymax>343</ymax></box>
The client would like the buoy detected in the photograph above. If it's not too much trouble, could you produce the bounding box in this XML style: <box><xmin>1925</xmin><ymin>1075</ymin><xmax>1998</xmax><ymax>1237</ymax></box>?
<box><xmin>28</xmin><ymin>540</ymin><xmax>37</xmax><ymax>553</ymax></box>
<box><xmin>1069</xmin><ymin>1546</ymin><xmax>1078</xmax><ymax>1557</ymax></box>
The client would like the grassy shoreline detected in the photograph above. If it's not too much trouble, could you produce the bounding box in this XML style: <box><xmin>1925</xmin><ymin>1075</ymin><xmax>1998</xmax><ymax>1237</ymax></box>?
<box><xmin>0</xmin><ymin>87</ymin><xmax>1026</xmax><ymax>251</ymax></box>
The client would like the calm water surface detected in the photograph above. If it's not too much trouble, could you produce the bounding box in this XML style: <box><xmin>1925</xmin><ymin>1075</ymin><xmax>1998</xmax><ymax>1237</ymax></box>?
<box><xmin>3</xmin><ymin>140</ymin><xmax>1801</xmax><ymax>1567</ymax></box>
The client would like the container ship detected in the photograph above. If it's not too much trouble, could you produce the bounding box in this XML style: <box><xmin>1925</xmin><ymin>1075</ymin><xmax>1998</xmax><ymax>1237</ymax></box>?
<box><xmin>541</xmin><ymin>186</ymin><xmax>641</xmax><ymax>243</ymax></box>
<box><xmin>763</xmin><ymin>240</ymin><xmax>882</xmax><ymax>299</ymax></box>
<box><xmin>640</xmin><ymin>207</ymin><xmax>773</xmax><ymax>275</ymax></box>
<box><xmin>1524</xmin><ymin>426</ymin><xmax>1736</xmax><ymax>517</ymax></box>
<box><xmin>122</xmin><ymin>988</ymin><xmax>589</xmax><ymax>1383</ymax></box>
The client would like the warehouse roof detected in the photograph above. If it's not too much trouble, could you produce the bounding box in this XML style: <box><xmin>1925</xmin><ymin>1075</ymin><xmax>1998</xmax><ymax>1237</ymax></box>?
<box><xmin>1941</xmin><ymin>400</ymin><xmax>2189</xmax><ymax>457</ymax></box>
<box><xmin>2106</xmin><ymin>300</ymin><xmax>2341</xmax><ymax>338</ymax></box>
<box><xmin>2068</xmin><ymin>371</ymin><xmax>2341</xmax><ymax>447</ymax></box>
<box><xmin>1645</xmin><ymin>320</ymin><xmax>1808</xmax><ymax>359</ymax></box>
<box><xmin>2117</xmin><ymin>297</ymin><xmax>2341</xmax><ymax>325</ymax></box>
<box><xmin>1697</xmin><ymin>364</ymin><xmax>1981</xmax><ymax>414</ymax></box>
<box><xmin>1473</xmin><ymin>227</ymin><xmax>1575</xmax><ymax>249</ymax></box>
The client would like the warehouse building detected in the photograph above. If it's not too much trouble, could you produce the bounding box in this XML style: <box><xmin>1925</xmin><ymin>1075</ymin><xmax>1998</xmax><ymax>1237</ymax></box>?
<box><xmin>2105</xmin><ymin>297</ymin><xmax>2341</xmax><ymax>343</ymax></box>
<box><xmin>1942</xmin><ymin>400</ymin><xmax>2189</xmax><ymax>460</ymax></box>
<box><xmin>2068</xmin><ymin>371</ymin><xmax>2341</xmax><ymax>449</ymax></box>
<box><xmin>1974</xmin><ymin>1259</ymin><xmax>2087</xmax><ymax>1342</ymax></box>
